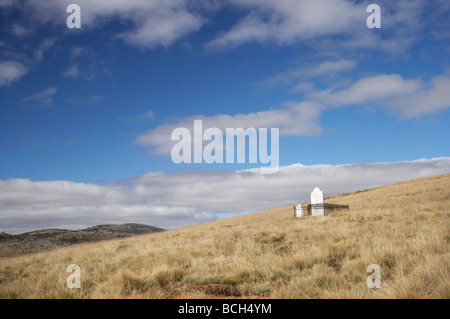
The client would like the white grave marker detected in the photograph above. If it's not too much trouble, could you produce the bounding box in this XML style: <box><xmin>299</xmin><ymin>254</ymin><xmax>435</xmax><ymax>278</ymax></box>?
<box><xmin>311</xmin><ymin>187</ymin><xmax>324</xmax><ymax>216</ymax></box>
<box><xmin>295</xmin><ymin>204</ymin><xmax>304</xmax><ymax>217</ymax></box>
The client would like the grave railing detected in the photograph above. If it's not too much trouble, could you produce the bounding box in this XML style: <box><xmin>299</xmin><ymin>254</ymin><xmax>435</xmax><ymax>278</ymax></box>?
<box><xmin>294</xmin><ymin>203</ymin><xmax>349</xmax><ymax>217</ymax></box>
<box><xmin>307</xmin><ymin>203</ymin><xmax>349</xmax><ymax>215</ymax></box>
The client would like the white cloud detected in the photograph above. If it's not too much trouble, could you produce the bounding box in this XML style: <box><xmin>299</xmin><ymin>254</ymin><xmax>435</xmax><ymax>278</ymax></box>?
<box><xmin>1</xmin><ymin>157</ymin><xmax>449</xmax><ymax>234</ymax></box>
<box><xmin>262</xmin><ymin>59</ymin><xmax>358</xmax><ymax>88</ymax></box>
<box><xmin>137</xmin><ymin>72</ymin><xmax>450</xmax><ymax>159</ymax></box>
<box><xmin>0</xmin><ymin>0</ymin><xmax>436</xmax><ymax>56</ymax></box>
<box><xmin>33</xmin><ymin>38</ymin><xmax>57</xmax><ymax>63</ymax></box>
<box><xmin>135</xmin><ymin>101</ymin><xmax>322</xmax><ymax>156</ymax></box>
<box><xmin>118</xmin><ymin>6</ymin><xmax>205</xmax><ymax>49</ymax></box>
<box><xmin>11</xmin><ymin>23</ymin><xmax>32</xmax><ymax>37</ymax></box>
<box><xmin>205</xmin><ymin>0</ymin><xmax>428</xmax><ymax>54</ymax></box>
<box><xmin>20</xmin><ymin>0</ymin><xmax>211</xmax><ymax>49</ymax></box>
<box><xmin>308</xmin><ymin>60</ymin><xmax>358</xmax><ymax>77</ymax></box>
<box><xmin>0</xmin><ymin>61</ymin><xmax>28</xmax><ymax>86</ymax></box>
<box><xmin>309</xmin><ymin>74</ymin><xmax>450</xmax><ymax>117</ymax></box>
<box><xmin>388</xmin><ymin>75</ymin><xmax>450</xmax><ymax>118</ymax></box>
<box><xmin>22</xmin><ymin>87</ymin><xmax>57</xmax><ymax>107</ymax></box>
<box><xmin>311</xmin><ymin>74</ymin><xmax>422</xmax><ymax>106</ymax></box>
<box><xmin>206</xmin><ymin>0</ymin><xmax>363</xmax><ymax>50</ymax></box>
<box><xmin>70</xmin><ymin>46</ymin><xmax>89</xmax><ymax>60</ymax></box>
<box><xmin>1</xmin><ymin>0</ymin><xmax>438</xmax><ymax>54</ymax></box>
<box><xmin>63</xmin><ymin>65</ymin><xmax>79</xmax><ymax>78</ymax></box>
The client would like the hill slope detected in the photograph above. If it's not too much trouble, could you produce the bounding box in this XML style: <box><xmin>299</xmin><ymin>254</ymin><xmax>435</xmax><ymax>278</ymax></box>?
<box><xmin>0</xmin><ymin>173</ymin><xmax>449</xmax><ymax>299</ymax></box>
<box><xmin>0</xmin><ymin>224</ymin><xmax>165</xmax><ymax>257</ymax></box>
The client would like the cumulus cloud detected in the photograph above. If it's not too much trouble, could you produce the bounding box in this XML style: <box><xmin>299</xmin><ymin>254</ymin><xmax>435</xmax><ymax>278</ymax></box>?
<box><xmin>15</xmin><ymin>0</ymin><xmax>212</xmax><ymax>49</ymax></box>
<box><xmin>1</xmin><ymin>158</ymin><xmax>449</xmax><ymax>234</ymax></box>
<box><xmin>0</xmin><ymin>38</ymin><xmax>54</xmax><ymax>86</ymax></box>
<box><xmin>117</xmin><ymin>5</ymin><xmax>205</xmax><ymax>49</ymax></box>
<box><xmin>0</xmin><ymin>61</ymin><xmax>28</xmax><ymax>86</ymax></box>
<box><xmin>1</xmin><ymin>0</ymin><xmax>441</xmax><ymax>54</ymax></box>
<box><xmin>136</xmin><ymin>72</ymin><xmax>450</xmax><ymax>159</ymax></box>
<box><xmin>135</xmin><ymin>101</ymin><xmax>322</xmax><ymax>156</ymax></box>
<box><xmin>388</xmin><ymin>75</ymin><xmax>450</xmax><ymax>118</ymax></box>
<box><xmin>206</xmin><ymin>0</ymin><xmax>364</xmax><ymax>50</ymax></box>
<box><xmin>309</xmin><ymin>74</ymin><xmax>450</xmax><ymax>117</ymax></box>
<box><xmin>205</xmin><ymin>0</ymin><xmax>425</xmax><ymax>53</ymax></box>
<box><xmin>311</xmin><ymin>74</ymin><xmax>421</xmax><ymax>106</ymax></box>
<box><xmin>2</xmin><ymin>0</ymin><xmax>427</xmax><ymax>53</ymax></box>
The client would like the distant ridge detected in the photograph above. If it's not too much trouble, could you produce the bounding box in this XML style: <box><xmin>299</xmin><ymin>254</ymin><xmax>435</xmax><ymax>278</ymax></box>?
<box><xmin>0</xmin><ymin>223</ymin><xmax>165</xmax><ymax>257</ymax></box>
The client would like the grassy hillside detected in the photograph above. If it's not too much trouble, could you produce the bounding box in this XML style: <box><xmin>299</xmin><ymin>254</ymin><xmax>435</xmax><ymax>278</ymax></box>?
<box><xmin>0</xmin><ymin>173</ymin><xmax>449</xmax><ymax>299</ymax></box>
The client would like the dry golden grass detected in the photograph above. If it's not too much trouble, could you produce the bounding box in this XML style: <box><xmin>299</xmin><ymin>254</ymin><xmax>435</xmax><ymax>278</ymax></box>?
<box><xmin>1</xmin><ymin>173</ymin><xmax>449</xmax><ymax>299</ymax></box>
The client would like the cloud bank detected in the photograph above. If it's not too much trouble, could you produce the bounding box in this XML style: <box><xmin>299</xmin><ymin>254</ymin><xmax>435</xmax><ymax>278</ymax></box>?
<box><xmin>2</xmin><ymin>0</ymin><xmax>434</xmax><ymax>53</ymax></box>
<box><xmin>1</xmin><ymin>157</ymin><xmax>449</xmax><ymax>234</ymax></box>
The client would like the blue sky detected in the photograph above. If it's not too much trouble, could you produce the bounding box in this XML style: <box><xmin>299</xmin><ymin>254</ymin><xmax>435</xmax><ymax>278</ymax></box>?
<box><xmin>1</xmin><ymin>0</ymin><xmax>449</xmax><ymax>233</ymax></box>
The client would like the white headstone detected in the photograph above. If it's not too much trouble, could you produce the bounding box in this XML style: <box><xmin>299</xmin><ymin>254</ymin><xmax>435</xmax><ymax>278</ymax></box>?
<box><xmin>295</xmin><ymin>204</ymin><xmax>304</xmax><ymax>217</ymax></box>
<box><xmin>311</xmin><ymin>187</ymin><xmax>324</xmax><ymax>216</ymax></box>
<box><xmin>311</xmin><ymin>187</ymin><xmax>324</xmax><ymax>204</ymax></box>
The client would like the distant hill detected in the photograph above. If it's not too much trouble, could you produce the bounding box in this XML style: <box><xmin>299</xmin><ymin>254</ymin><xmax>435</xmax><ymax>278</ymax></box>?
<box><xmin>0</xmin><ymin>223</ymin><xmax>164</xmax><ymax>257</ymax></box>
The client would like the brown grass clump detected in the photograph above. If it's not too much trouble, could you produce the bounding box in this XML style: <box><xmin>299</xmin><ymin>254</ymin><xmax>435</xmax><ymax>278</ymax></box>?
<box><xmin>0</xmin><ymin>173</ymin><xmax>449</xmax><ymax>299</ymax></box>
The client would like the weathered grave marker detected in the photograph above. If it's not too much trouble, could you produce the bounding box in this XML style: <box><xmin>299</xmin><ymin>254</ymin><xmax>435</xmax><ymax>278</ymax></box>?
<box><xmin>295</xmin><ymin>204</ymin><xmax>304</xmax><ymax>217</ymax></box>
<box><xmin>310</xmin><ymin>187</ymin><xmax>324</xmax><ymax>216</ymax></box>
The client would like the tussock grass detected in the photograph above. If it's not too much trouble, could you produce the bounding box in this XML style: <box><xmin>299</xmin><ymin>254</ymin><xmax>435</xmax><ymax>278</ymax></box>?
<box><xmin>0</xmin><ymin>173</ymin><xmax>449</xmax><ymax>299</ymax></box>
